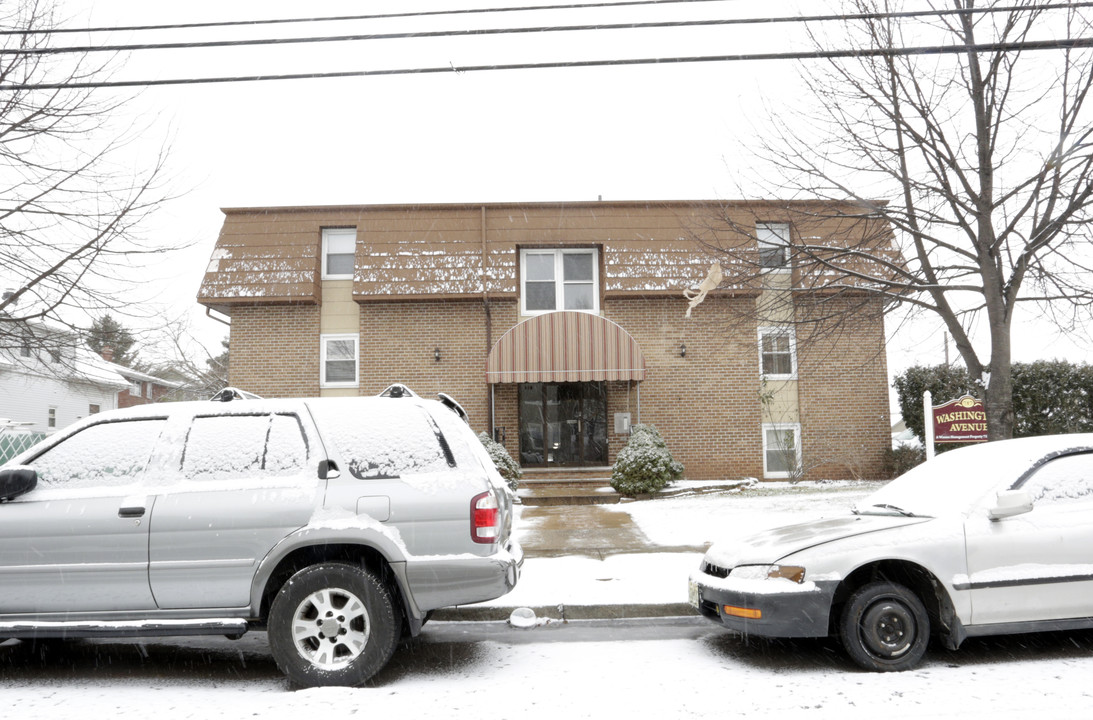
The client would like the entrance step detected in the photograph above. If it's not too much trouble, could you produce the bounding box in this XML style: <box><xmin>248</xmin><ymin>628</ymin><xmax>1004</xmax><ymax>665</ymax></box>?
<box><xmin>518</xmin><ymin>486</ymin><xmax>621</xmax><ymax>506</ymax></box>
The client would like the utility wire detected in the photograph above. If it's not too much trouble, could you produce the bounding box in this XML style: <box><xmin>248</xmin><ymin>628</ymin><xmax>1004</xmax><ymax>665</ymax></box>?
<box><xmin>0</xmin><ymin>0</ymin><xmax>735</xmax><ymax>35</ymax></box>
<box><xmin>5</xmin><ymin>2</ymin><xmax>1091</xmax><ymax>56</ymax></box>
<box><xmin>3</xmin><ymin>37</ymin><xmax>1090</xmax><ymax>90</ymax></box>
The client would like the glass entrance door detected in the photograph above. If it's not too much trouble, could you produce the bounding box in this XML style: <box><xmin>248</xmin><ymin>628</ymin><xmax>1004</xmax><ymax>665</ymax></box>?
<box><xmin>519</xmin><ymin>382</ymin><xmax>607</xmax><ymax>467</ymax></box>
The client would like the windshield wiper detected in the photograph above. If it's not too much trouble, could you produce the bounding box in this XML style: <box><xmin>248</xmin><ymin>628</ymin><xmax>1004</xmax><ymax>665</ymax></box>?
<box><xmin>865</xmin><ymin>504</ymin><xmax>918</xmax><ymax>515</ymax></box>
<box><xmin>854</xmin><ymin>503</ymin><xmax>917</xmax><ymax>517</ymax></box>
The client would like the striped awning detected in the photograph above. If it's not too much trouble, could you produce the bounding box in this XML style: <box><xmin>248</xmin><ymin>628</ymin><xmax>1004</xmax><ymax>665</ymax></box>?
<box><xmin>486</xmin><ymin>311</ymin><xmax>646</xmax><ymax>384</ymax></box>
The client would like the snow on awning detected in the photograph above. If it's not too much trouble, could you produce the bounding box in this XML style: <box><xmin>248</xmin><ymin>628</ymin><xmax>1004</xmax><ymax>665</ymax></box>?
<box><xmin>486</xmin><ymin>311</ymin><xmax>646</xmax><ymax>384</ymax></box>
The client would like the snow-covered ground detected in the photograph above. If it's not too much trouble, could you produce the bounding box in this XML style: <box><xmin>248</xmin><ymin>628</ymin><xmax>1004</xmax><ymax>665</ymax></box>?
<box><xmin>4</xmin><ymin>482</ymin><xmax>1093</xmax><ymax>718</ymax></box>
<box><xmin>481</xmin><ymin>481</ymin><xmax>874</xmax><ymax>608</ymax></box>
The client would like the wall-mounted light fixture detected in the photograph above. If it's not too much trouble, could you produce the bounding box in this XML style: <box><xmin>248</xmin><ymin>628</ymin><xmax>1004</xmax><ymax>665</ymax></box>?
<box><xmin>434</xmin><ymin>347</ymin><xmax>441</xmax><ymax>362</ymax></box>
<box><xmin>679</xmin><ymin>342</ymin><xmax>687</xmax><ymax>358</ymax></box>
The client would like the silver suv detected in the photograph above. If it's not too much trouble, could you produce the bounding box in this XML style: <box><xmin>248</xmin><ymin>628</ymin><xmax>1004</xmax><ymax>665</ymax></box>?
<box><xmin>0</xmin><ymin>391</ymin><xmax>522</xmax><ymax>687</ymax></box>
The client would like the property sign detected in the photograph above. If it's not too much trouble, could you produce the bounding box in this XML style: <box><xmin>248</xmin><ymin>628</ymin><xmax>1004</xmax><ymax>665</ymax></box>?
<box><xmin>932</xmin><ymin>395</ymin><xmax>988</xmax><ymax>443</ymax></box>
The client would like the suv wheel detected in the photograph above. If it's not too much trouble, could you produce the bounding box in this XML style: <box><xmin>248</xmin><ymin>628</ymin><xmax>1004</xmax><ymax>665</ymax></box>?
<box><xmin>268</xmin><ymin>563</ymin><xmax>399</xmax><ymax>688</ymax></box>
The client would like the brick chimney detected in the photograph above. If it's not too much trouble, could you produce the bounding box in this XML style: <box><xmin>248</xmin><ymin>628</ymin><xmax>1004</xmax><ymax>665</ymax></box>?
<box><xmin>101</xmin><ymin>346</ymin><xmax>115</xmax><ymax>363</ymax></box>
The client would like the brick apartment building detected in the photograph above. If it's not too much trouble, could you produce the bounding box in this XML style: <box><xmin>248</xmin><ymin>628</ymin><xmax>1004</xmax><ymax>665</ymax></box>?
<box><xmin>197</xmin><ymin>200</ymin><xmax>893</xmax><ymax>481</ymax></box>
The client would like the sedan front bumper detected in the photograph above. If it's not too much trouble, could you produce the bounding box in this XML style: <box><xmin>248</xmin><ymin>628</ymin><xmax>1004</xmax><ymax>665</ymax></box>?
<box><xmin>689</xmin><ymin>571</ymin><xmax>838</xmax><ymax>638</ymax></box>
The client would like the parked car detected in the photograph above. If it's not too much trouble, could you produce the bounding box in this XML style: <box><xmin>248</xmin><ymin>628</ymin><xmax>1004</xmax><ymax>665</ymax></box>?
<box><xmin>689</xmin><ymin>434</ymin><xmax>1093</xmax><ymax>671</ymax></box>
<box><xmin>0</xmin><ymin>391</ymin><xmax>522</xmax><ymax>687</ymax></box>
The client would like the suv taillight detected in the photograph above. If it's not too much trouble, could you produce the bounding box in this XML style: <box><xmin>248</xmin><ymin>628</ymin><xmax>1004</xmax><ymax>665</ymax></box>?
<box><xmin>471</xmin><ymin>491</ymin><xmax>500</xmax><ymax>544</ymax></box>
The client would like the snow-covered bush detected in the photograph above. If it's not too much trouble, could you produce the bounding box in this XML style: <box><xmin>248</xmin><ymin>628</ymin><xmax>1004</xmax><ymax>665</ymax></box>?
<box><xmin>610</xmin><ymin>424</ymin><xmax>684</xmax><ymax>496</ymax></box>
<box><xmin>478</xmin><ymin>431</ymin><xmax>521</xmax><ymax>491</ymax></box>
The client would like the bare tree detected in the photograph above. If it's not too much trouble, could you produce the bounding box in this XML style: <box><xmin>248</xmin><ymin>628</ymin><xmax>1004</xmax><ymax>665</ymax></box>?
<box><xmin>0</xmin><ymin>0</ymin><xmax>169</xmax><ymax>356</ymax></box>
<box><xmin>702</xmin><ymin>0</ymin><xmax>1093</xmax><ymax>440</ymax></box>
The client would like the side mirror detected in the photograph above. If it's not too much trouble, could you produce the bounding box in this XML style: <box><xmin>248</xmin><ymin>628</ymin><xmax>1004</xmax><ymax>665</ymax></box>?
<box><xmin>988</xmin><ymin>489</ymin><xmax>1033</xmax><ymax>521</ymax></box>
<box><xmin>318</xmin><ymin>459</ymin><xmax>340</xmax><ymax>480</ymax></box>
<box><xmin>0</xmin><ymin>466</ymin><xmax>37</xmax><ymax>501</ymax></box>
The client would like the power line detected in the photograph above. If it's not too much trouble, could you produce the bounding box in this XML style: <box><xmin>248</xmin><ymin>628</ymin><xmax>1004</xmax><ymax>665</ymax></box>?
<box><xmin>5</xmin><ymin>2</ymin><xmax>1090</xmax><ymax>57</ymax></box>
<box><xmin>0</xmin><ymin>0</ymin><xmax>733</xmax><ymax>35</ymax></box>
<box><xmin>3</xmin><ymin>37</ymin><xmax>1090</xmax><ymax>91</ymax></box>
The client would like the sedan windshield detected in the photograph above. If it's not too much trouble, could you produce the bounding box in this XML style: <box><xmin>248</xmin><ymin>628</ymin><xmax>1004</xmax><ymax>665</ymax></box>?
<box><xmin>858</xmin><ymin>436</ymin><xmax>1093</xmax><ymax>518</ymax></box>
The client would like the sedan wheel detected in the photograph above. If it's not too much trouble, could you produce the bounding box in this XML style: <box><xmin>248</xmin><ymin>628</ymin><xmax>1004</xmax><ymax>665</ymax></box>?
<box><xmin>269</xmin><ymin>563</ymin><xmax>399</xmax><ymax>688</ymax></box>
<box><xmin>839</xmin><ymin>581</ymin><xmax>929</xmax><ymax>672</ymax></box>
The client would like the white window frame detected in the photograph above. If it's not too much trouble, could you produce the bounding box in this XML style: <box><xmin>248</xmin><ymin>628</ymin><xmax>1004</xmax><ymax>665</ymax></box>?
<box><xmin>320</xmin><ymin>333</ymin><xmax>359</xmax><ymax>388</ymax></box>
<box><xmin>762</xmin><ymin>423</ymin><xmax>802</xmax><ymax>479</ymax></box>
<box><xmin>321</xmin><ymin>228</ymin><xmax>357</xmax><ymax>280</ymax></box>
<box><xmin>756</xmin><ymin>222</ymin><xmax>790</xmax><ymax>272</ymax></box>
<box><xmin>129</xmin><ymin>380</ymin><xmax>143</xmax><ymax>397</ymax></box>
<box><xmin>519</xmin><ymin>247</ymin><xmax>600</xmax><ymax>316</ymax></box>
<box><xmin>758</xmin><ymin>327</ymin><xmax>797</xmax><ymax>380</ymax></box>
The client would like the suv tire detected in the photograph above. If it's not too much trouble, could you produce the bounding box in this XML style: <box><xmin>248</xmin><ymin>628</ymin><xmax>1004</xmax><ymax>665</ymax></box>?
<box><xmin>268</xmin><ymin>563</ymin><xmax>399</xmax><ymax>688</ymax></box>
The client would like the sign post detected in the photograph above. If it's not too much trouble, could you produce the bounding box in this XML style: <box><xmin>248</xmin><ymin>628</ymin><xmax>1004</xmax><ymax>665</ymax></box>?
<box><xmin>924</xmin><ymin>391</ymin><xmax>935</xmax><ymax>460</ymax></box>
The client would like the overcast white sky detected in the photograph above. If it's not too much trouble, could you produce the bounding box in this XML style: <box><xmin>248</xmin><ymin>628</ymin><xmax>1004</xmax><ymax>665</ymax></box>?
<box><xmin>57</xmin><ymin>0</ymin><xmax>1091</xmax><ymax>399</ymax></box>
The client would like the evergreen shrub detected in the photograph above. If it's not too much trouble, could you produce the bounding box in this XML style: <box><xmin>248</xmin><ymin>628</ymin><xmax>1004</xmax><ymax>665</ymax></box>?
<box><xmin>477</xmin><ymin>432</ymin><xmax>521</xmax><ymax>491</ymax></box>
<box><xmin>610</xmin><ymin>424</ymin><xmax>684</xmax><ymax>496</ymax></box>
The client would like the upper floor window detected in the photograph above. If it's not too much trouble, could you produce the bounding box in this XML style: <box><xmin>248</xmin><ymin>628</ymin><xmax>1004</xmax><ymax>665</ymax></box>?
<box><xmin>757</xmin><ymin>222</ymin><xmax>790</xmax><ymax>270</ymax></box>
<box><xmin>320</xmin><ymin>333</ymin><xmax>359</xmax><ymax>388</ymax></box>
<box><xmin>129</xmin><ymin>381</ymin><xmax>143</xmax><ymax>397</ymax></box>
<box><xmin>18</xmin><ymin>345</ymin><xmax>30</xmax><ymax>358</ymax></box>
<box><xmin>759</xmin><ymin>327</ymin><xmax>797</xmax><ymax>379</ymax></box>
<box><xmin>322</xmin><ymin>228</ymin><xmax>356</xmax><ymax>280</ymax></box>
<box><xmin>521</xmin><ymin>248</ymin><xmax>599</xmax><ymax>315</ymax></box>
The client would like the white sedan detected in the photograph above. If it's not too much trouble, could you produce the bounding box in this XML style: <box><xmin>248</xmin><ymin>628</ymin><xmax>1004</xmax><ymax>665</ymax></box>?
<box><xmin>689</xmin><ymin>434</ymin><xmax>1093</xmax><ymax>671</ymax></box>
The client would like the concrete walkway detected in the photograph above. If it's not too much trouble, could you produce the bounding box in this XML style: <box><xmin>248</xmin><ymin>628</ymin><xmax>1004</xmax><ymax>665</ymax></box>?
<box><xmin>519</xmin><ymin>503</ymin><xmax>707</xmax><ymax>559</ymax></box>
<box><xmin>432</xmin><ymin>482</ymin><xmax>723</xmax><ymax>623</ymax></box>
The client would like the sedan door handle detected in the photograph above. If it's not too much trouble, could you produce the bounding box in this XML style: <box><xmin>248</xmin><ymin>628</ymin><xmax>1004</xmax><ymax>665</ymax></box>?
<box><xmin>118</xmin><ymin>505</ymin><xmax>146</xmax><ymax>518</ymax></box>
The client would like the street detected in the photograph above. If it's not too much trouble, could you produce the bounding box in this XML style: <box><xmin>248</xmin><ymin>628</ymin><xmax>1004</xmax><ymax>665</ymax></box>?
<box><xmin>3</xmin><ymin>617</ymin><xmax>1092</xmax><ymax>719</ymax></box>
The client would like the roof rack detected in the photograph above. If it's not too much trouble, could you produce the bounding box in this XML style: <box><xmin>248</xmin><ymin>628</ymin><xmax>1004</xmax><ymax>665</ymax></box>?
<box><xmin>378</xmin><ymin>383</ymin><xmax>418</xmax><ymax>399</ymax></box>
<box><xmin>210</xmin><ymin>387</ymin><xmax>263</xmax><ymax>402</ymax></box>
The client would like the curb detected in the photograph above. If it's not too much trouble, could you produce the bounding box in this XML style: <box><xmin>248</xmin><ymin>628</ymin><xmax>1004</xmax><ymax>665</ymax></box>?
<box><xmin>431</xmin><ymin>602</ymin><xmax>698</xmax><ymax>623</ymax></box>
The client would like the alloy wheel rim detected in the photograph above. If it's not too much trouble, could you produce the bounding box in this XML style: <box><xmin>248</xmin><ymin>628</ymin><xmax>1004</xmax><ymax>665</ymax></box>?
<box><xmin>291</xmin><ymin>587</ymin><xmax>371</xmax><ymax>670</ymax></box>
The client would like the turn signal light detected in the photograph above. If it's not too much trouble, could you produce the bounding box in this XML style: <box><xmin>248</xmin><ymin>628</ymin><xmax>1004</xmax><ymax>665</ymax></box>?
<box><xmin>722</xmin><ymin>605</ymin><xmax>762</xmax><ymax>620</ymax></box>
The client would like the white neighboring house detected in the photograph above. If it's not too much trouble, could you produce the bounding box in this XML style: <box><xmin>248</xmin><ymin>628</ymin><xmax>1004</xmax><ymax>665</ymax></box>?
<box><xmin>0</xmin><ymin>325</ymin><xmax>130</xmax><ymax>435</ymax></box>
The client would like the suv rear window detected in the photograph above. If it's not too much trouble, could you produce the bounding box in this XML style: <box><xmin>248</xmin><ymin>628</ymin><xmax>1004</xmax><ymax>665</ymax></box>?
<box><xmin>309</xmin><ymin>403</ymin><xmax>451</xmax><ymax>479</ymax></box>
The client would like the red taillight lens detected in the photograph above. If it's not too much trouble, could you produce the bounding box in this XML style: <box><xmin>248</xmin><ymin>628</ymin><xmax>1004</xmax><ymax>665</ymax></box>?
<box><xmin>471</xmin><ymin>491</ymin><xmax>500</xmax><ymax>544</ymax></box>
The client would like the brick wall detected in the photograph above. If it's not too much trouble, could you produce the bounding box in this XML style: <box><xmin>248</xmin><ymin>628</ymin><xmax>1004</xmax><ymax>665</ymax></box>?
<box><xmin>796</xmin><ymin>298</ymin><xmax>890</xmax><ymax>480</ymax></box>
<box><xmin>226</xmin><ymin>296</ymin><xmax>889</xmax><ymax>480</ymax></box>
<box><xmin>229</xmin><ymin>305</ymin><xmax>321</xmax><ymax>397</ymax></box>
<box><xmin>604</xmin><ymin>295</ymin><xmax>767</xmax><ymax>480</ymax></box>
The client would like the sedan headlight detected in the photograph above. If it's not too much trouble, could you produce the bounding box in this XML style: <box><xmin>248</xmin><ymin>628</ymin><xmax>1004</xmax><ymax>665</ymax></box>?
<box><xmin>731</xmin><ymin>564</ymin><xmax>806</xmax><ymax>584</ymax></box>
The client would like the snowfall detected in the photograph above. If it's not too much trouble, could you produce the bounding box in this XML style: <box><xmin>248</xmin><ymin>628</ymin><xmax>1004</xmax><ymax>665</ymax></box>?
<box><xmin>3</xmin><ymin>482</ymin><xmax>1092</xmax><ymax>719</ymax></box>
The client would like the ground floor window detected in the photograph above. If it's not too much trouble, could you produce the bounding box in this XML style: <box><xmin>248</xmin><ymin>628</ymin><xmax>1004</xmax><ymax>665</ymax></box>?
<box><xmin>320</xmin><ymin>334</ymin><xmax>359</xmax><ymax>388</ymax></box>
<box><xmin>763</xmin><ymin>423</ymin><xmax>801</xmax><ymax>479</ymax></box>
<box><xmin>518</xmin><ymin>382</ymin><xmax>607</xmax><ymax>467</ymax></box>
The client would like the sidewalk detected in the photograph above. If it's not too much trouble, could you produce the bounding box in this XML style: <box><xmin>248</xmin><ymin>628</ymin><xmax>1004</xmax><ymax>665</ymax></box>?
<box><xmin>432</xmin><ymin>482</ymin><xmax>723</xmax><ymax>623</ymax></box>
<box><xmin>432</xmin><ymin>479</ymin><xmax>876</xmax><ymax>624</ymax></box>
